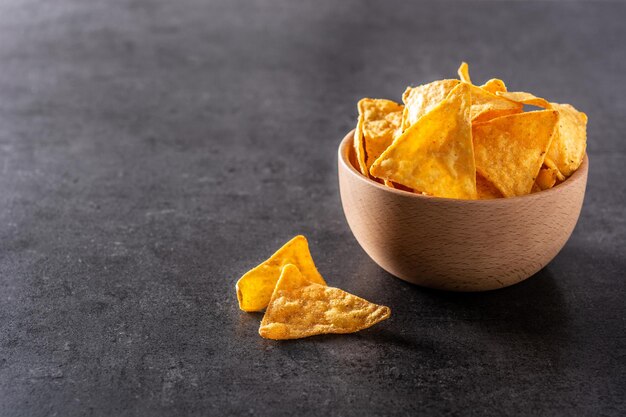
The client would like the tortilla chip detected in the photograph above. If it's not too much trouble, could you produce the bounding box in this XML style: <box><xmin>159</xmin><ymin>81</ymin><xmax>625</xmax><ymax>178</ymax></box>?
<box><xmin>458</xmin><ymin>62</ymin><xmax>471</xmax><ymax>83</ymax></box>
<box><xmin>496</xmin><ymin>91</ymin><xmax>551</xmax><ymax>109</ymax></box>
<box><xmin>370</xmin><ymin>83</ymin><xmax>477</xmax><ymax>199</ymax></box>
<box><xmin>236</xmin><ymin>235</ymin><xmax>326</xmax><ymax>312</ymax></box>
<box><xmin>545</xmin><ymin>103</ymin><xmax>588</xmax><ymax>177</ymax></box>
<box><xmin>495</xmin><ymin>93</ymin><xmax>587</xmax><ymax>177</ymax></box>
<box><xmin>354</xmin><ymin>112</ymin><xmax>367</xmax><ymax>176</ymax></box>
<box><xmin>457</xmin><ymin>63</ymin><xmax>508</xmax><ymax>94</ymax></box>
<box><xmin>543</xmin><ymin>157</ymin><xmax>566</xmax><ymax>182</ymax></box>
<box><xmin>259</xmin><ymin>264</ymin><xmax>391</xmax><ymax>340</ymax></box>
<box><xmin>473</xmin><ymin>110</ymin><xmax>558</xmax><ymax>197</ymax></box>
<box><xmin>476</xmin><ymin>174</ymin><xmax>503</xmax><ymax>199</ymax></box>
<box><xmin>480</xmin><ymin>78</ymin><xmax>507</xmax><ymax>94</ymax></box>
<box><xmin>401</xmin><ymin>79</ymin><xmax>461</xmax><ymax>131</ymax></box>
<box><xmin>454</xmin><ymin>62</ymin><xmax>520</xmax><ymax>122</ymax></box>
<box><xmin>535</xmin><ymin>166</ymin><xmax>558</xmax><ymax>190</ymax></box>
<box><xmin>469</xmin><ymin>84</ymin><xmax>523</xmax><ymax>123</ymax></box>
<box><xmin>354</xmin><ymin>99</ymin><xmax>404</xmax><ymax>175</ymax></box>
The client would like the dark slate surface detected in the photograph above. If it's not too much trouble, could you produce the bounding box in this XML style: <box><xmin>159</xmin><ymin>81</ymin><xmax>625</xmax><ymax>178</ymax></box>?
<box><xmin>0</xmin><ymin>0</ymin><xmax>624</xmax><ymax>416</ymax></box>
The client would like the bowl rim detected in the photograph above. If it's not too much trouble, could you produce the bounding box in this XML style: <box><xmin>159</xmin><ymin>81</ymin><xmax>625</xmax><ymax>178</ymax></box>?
<box><xmin>338</xmin><ymin>129</ymin><xmax>588</xmax><ymax>204</ymax></box>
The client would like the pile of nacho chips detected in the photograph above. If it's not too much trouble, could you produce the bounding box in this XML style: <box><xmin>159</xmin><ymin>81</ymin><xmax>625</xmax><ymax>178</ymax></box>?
<box><xmin>236</xmin><ymin>235</ymin><xmax>391</xmax><ymax>340</ymax></box>
<box><xmin>354</xmin><ymin>63</ymin><xmax>588</xmax><ymax>199</ymax></box>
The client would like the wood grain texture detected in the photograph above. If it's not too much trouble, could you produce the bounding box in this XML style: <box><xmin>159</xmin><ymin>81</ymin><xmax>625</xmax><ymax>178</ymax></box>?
<box><xmin>338</xmin><ymin>130</ymin><xmax>588</xmax><ymax>291</ymax></box>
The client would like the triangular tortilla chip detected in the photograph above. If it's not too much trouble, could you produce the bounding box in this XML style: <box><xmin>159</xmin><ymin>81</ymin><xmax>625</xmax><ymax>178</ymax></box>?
<box><xmin>354</xmin><ymin>99</ymin><xmax>403</xmax><ymax>175</ymax></box>
<box><xmin>458</xmin><ymin>62</ymin><xmax>471</xmax><ymax>83</ymax></box>
<box><xmin>259</xmin><ymin>265</ymin><xmax>391</xmax><ymax>340</ymax></box>
<box><xmin>473</xmin><ymin>110</ymin><xmax>558</xmax><ymax>197</ymax></box>
<box><xmin>468</xmin><ymin>84</ymin><xmax>523</xmax><ymax>123</ymax></box>
<box><xmin>401</xmin><ymin>79</ymin><xmax>460</xmax><ymax>131</ymax></box>
<box><xmin>495</xmin><ymin>92</ymin><xmax>588</xmax><ymax>177</ymax></box>
<box><xmin>545</xmin><ymin>103</ymin><xmax>588</xmax><ymax>177</ymax></box>
<box><xmin>236</xmin><ymin>236</ymin><xmax>326</xmax><ymax>312</ymax></box>
<box><xmin>370</xmin><ymin>83</ymin><xmax>477</xmax><ymax>199</ymax></box>
<box><xmin>480</xmin><ymin>78</ymin><xmax>507</xmax><ymax>94</ymax></box>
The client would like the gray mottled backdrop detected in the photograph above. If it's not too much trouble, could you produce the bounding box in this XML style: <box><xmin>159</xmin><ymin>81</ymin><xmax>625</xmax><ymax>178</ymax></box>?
<box><xmin>0</xmin><ymin>0</ymin><xmax>624</xmax><ymax>416</ymax></box>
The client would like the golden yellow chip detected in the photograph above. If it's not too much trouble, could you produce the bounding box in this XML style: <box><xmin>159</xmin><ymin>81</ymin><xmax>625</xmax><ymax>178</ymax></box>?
<box><xmin>236</xmin><ymin>235</ymin><xmax>326</xmax><ymax>312</ymax></box>
<box><xmin>354</xmin><ymin>112</ymin><xmax>367</xmax><ymax>176</ymax></box>
<box><xmin>480</xmin><ymin>78</ymin><xmax>507</xmax><ymax>94</ymax></box>
<box><xmin>473</xmin><ymin>110</ymin><xmax>558</xmax><ymax>197</ymax></box>
<box><xmin>457</xmin><ymin>62</ymin><xmax>471</xmax><ymax>83</ymax></box>
<box><xmin>496</xmin><ymin>91</ymin><xmax>551</xmax><ymax>108</ymax></box>
<box><xmin>354</xmin><ymin>99</ymin><xmax>403</xmax><ymax>175</ymax></box>
<box><xmin>453</xmin><ymin>62</ymin><xmax>520</xmax><ymax>122</ymax></box>
<box><xmin>370</xmin><ymin>83</ymin><xmax>477</xmax><ymax>199</ymax></box>
<box><xmin>495</xmin><ymin>92</ymin><xmax>587</xmax><ymax>177</ymax></box>
<box><xmin>535</xmin><ymin>166</ymin><xmax>558</xmax><ymax>190</ymax></box>
<box><xmin>259</xmin><ymin>264</ymin><xmax>391</xmax><ymax>340</ymax></box>
<box><xmin>545</xmin><ymin>103</ymin><xmax>588</xmax><ymax>177</ymax></box>
<box><xmin>457</xmin><ymin>62</ymin><xmax>507</xmax><ymax>94</ymax></box>
<box><xmin>468</xmin><ymin>84</ymin><xmax>523</xmax><ymax>123</ymax></box>
<box><xmin>401</xmin><ymin>79</ymin><xmax>460</xmax><ymax>131</ymax></box>
<box><xmin>476</xmin><ymin>174</ymin><xmax>503</xmax><ymax>199</ymax></box>
<box><xmin>543</xmin><ymin>157</ymin><xmax>566</xmax><ymax>182</ymax></box>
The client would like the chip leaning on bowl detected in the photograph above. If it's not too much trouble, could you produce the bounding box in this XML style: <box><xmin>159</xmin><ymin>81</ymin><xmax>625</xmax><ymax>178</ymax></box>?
<box><xmin>353</xmin><ymin>62</ymin><xmax>588</xmax><ymax>199</ymax></box>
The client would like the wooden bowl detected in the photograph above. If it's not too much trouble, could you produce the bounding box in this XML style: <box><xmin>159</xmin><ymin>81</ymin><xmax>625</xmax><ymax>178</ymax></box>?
<box><xmin>338</xmin><ymin>130</ymin><xmax>588</xmax><ymax>291</ymax></box>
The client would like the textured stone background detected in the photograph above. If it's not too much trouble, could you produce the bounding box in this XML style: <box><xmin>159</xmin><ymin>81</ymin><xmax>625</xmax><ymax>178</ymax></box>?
<box><xmin>0</xmin><ymin>0</ymin><xmax>624</xmax><ymax>416</ymax></box>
